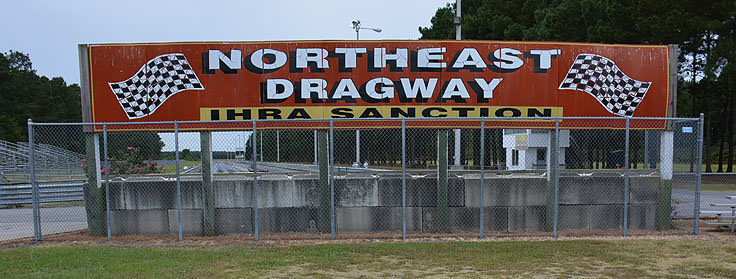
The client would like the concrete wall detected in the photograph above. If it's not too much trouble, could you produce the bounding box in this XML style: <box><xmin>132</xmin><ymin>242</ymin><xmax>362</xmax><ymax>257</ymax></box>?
<box><xmin>105</xmin><ymin>173</ymin><xmax>661</xmax><ymax>235</ymax></box>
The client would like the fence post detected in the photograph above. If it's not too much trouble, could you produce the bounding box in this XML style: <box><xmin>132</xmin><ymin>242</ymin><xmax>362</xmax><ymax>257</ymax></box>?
<box><xmin>83</xmin><ymin>128</ymin><xmax>104</xmax><ymax>236</ymax></box>
<box><xmin>200</xmin><ymin>131</ymin><xmax>215</xmax><ymax>236</ymax></box>
<box><xmin>28</xmin><ymin>119</ymin><xmax>40</xmax><ymax>241</ymax></box>
<box><xmin>401</xmin><ymin>119</ymin><xmax>407</xmax><ymax>239</ymax></box>
<box><xmin>479</xmin><ymin>119</ymin><xmax>485</xmax><ymax>239</ymax></box>
<box><xmin>624</xmin><ymin>117</ymin><xmax>630</xmax><ymax>236</ymax></box>
<box><xmin>103</xmin><ymin>124</ymin><xmax>111</xmax><ymax>241</ymax></box>
<box><xmin>437</xmin><ymin>130</ymin><xmax>449</xmax><ymax>233</ymax></box>
<box><xmin>553</xmin><ymin>118</ymin><xmax>560</xmax><ymax>238</ymax></box>
<box><xmin>658</xmin><ymin>127</ymin><xmax>674</xmax><ymax>230</ymax></box>
<box><xmin>329</xmin><ymin>120</ymin><xmax>335</xmax><ymax>240</ymax></box>
<box><xmin>644</xmin><ymin>130</ymin><xmax>649</xmax><ymax>168</ymax></box>
<box><xmin>318</xmin><ymin>128</ymin><xmax>330</xmax><ymax>234</ymax></box>
<box><xmin>546</xmin><ymin>124</ymin><xmax>557</xmax><ymax>232</ymax></box>
<box><xmin>260</xmin><ymin>130</ymin><xmax>263</xmax><ymax>162</ymax></box>
<box><xmin>314</xmin><ymin>131</ymin><xmax>318</xmax><ymax>165</ymax></box>
<box><xmin>355</xmin><ymin>130</ymin><xmax>360</xmax><ymax>167</ymax></box>
<box><xmin>276</xmin><ymin>130</ymin><xmax>280</xmax><ymax>162</ymax></box>
<box><xmin>175</xmin><ymin>121</ymin><xmax>182</xmax><ymax>241</ymax></box>
<box><xmin>694</xmin><ymin>114</ymin><xmax>704</xmax><ymax>234</ymax></box>
<box><xmin>252</xmin><ymin>121</ymin><xmax>259</xmax><ymax>241</ymax></box>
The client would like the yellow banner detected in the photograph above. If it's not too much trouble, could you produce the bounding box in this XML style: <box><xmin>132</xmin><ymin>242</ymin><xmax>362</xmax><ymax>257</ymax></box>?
<box><xmin>201</xmin><ymin>106</ymin><xmax>563</xmax><ymax>120</ymax></box>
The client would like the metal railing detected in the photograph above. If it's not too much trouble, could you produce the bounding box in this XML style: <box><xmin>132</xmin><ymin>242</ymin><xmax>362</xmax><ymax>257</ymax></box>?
<box><xmin>0</xmin><ymin>182</ymin><xmax>84</xmax><ymax>207</ymax></box>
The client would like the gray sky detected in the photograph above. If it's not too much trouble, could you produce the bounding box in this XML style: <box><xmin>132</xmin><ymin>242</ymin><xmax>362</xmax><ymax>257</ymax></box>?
<box><xmin>1</xmin><ymin>0</ymin><xmax>450</xmax><ymax>85</ymax></box>
<box><xmin>2</xmin><ymin>0</ymin><xmax>450</xmax><ymax>152</ymax></box>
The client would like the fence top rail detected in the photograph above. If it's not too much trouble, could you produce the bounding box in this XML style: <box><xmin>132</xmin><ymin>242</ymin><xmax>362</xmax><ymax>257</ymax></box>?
<box><xmin>29</xmin><ymin>116</ymin><xmax>700</xmax><ymax>126</ymax></box>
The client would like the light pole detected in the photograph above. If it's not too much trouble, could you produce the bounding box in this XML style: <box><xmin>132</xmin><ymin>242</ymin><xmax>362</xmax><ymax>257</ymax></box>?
<box><xmin>351</xmin><ymin>19</ymin><xmax>381</xmax><ymax>40</ymax></box>
<box><xmin>351</xmin><ymin>19</ymin><xmax>381</xmax><ymax>168</ymax></box>
<box><xmin>453</xmin><ymin>0</ymin><xmax>462</xmax><ymax>170</ymax></box>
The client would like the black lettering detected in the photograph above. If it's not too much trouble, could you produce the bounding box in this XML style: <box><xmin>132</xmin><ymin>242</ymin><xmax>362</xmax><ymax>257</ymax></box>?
<box><xmin>359</xmin><ymin>108</ymin><xmax>383</xmax><ymax>118</ymax></box>
<box><xmin>445</xmin><ymin>51</ymin><xmax>485</xmax><ymax>73</ymax></box>
<box><xmin>467</xmin><ymin>81</ymin><xmax>489</xmax><ymax>103</ymax></box>
<box><xmin>326</xmin><ymin>81</ymin><xmax>358</xmax><ymax>104</ymax></box>
<box><xmin>293</xmin><ymin>82</ymin><xmax>324</xmax><ymax>104</ymax></box>
<box><xmin>260</xmin><ymin>82</ymin><xmax>288</xmax><ymax>104</ymax></box>
<box><xmin>528</xmin><ymin>108</ymin><xmax>552</xmax><ymax>117</ymax></box>
<box><xmin>210</xmin><ymin>109</ymin><xmax>221</xmax><ymax>120</ymax></box>
<box><xmin>357</xmin><ymin>83</ymin><xmax>382</xmax><ymax>104</ymax></box>
<box><xmin>329</xmin><ymin>50</ymin><xmax>362</xmax><ymax>73</ymax></box>
<box><xmin>244</xmin><ymin>54</ymin><xmax>279</xmax><ymax>74</ymax></box>
<box><xmin>409</xmin><ymin>51</ymin><xmax>442</xmax><ymax>73</ymax></box>
<box><xmin>227</xmin><ymin>109</ymin><xmax>251</xmax><ymax>120</ymax></box>
<box><xmin>422</xmin><ymin>107</ymin><xmax>447</xmax><ymax>117</ymax></box>
<box><xmin>288</xmin><ymin>51</ymin><xmax>302</xmax><ymax>73</ymax></box>
<box><xmin>435</xmin><ymin>81</ymin><xmax>450</xmax><ymax>103</ymax></box>
<box><xmin>391</xmin><ymin>107</ymin><xmax>416</xmax><ymax>118</ymax></box>
<box><xmin>451</xmin><ymin>107</ymin><xmax>473</xmax><ymax>117</ymax></box>
<box><xmin>366</xmin><ymin>50</ymin><xmax>380</xmax><ymax>73</ymax></box>
<box><xmin>287</xmin><ymin>108</ymin><xmax>311</xmax><ymax>119</ymax></box>
<box><xmin>201</xmin><ymin>52</ymin><xmax>238</xmax><ymax>74</ymax></box>
<box><xmin>495</xmin><ymin>108</ymin><xmax>521</xmax><ymax>117</ymax></box>
<box><xmin>480</xmin><ymin>108</ymin><xmax>489</xmax><ymax>117</ymax></box>
<box><xmin>259</xmin><ymin>109</ymin><xmax>282</xmax><ymax>119</ymax></box>
<box><xmin>395</xmin><ymin>79</ymin><xmax>431</xmax><ymax>103</ymax></box>
<box><xmin>524</xmin><ymin>51</ymin><xmax>557</xmax><ymax>73</ymax></box>
<box><xmin>331</xmin><ymin>108</ymin><xmax>354</xmax><ymax>118</ymax></box>
<box><xmin>487</xmin><ymin>53</ymin><xmax>521</xmax><ymax>74</ymax></box>
<box><xmin>435</xmin><ymin>81</ymin><xmax>466</xmax><ymax>103</ymax></box>
<box><xmin>290</xmin><ymin>51</ymin><xmax>325</xmax><ymax>73</ymax></box>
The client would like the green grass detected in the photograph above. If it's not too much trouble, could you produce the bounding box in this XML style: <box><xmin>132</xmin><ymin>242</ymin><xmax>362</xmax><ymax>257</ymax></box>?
<box><xmin>701</xmin><ymin>184</ymin><xmax>736</xmax><ymax>193</ymax></box>
<box><xmin>160</xmin><ymin>160</ymin><xmax>200</xmax><ymax>174</ymax></box>
<box><xmin>1</xmin><ymin>239</ymin><xmax>735</xmax><ymax>278</ymax></box>
<box><xmin>673</xmin><ymin>163</ymin><xmax>736</xmax><ymax>173</ymax></box>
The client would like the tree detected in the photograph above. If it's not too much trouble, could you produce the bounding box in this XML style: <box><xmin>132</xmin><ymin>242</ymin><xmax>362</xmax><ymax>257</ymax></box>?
<box><xmin>0</xmin><ymin>50</ymin><xmax>167</xmax><ymax>162</ymax></box>
<box><xmin>0</xmin><ymin>51</ymin><xmax>82</xmax><ymax>142</ymax></box>
<box><xmin>419</xmin><ymin>0</ymin><xmax>736</xmax><ymax>172</ymax></box>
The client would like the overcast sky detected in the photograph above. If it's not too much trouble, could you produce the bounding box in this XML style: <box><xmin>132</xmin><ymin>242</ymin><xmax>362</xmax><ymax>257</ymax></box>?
<box><xmin>0</xmin><ymin>0</ymin><xmax>449</xmax><ymax>152</ymax></box>
<box><xmin>1</xmin><ymin>0</ymin><xmax>450</xmax><ymax>85</ymax></box>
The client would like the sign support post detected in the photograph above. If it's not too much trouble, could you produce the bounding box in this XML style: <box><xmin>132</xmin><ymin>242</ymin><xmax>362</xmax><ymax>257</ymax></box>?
<box><xmin>83</xmin><ymin>131</ymin><xmax>105</xmax><ymax>236</ymax></box>
<box><xmin>453</xmin><ymin>0</ymin><xmax>462</xmax><ymax>170</ymax></box>
<box><xmin>318</xmin><ymin>130</ymin><xmax>330</xmax><ymax>233</ymax></box>
<box><xmin>354</xmin><ymin>130</ymin><xmax>360</xmax><ymax>167</ymax></box>
<box><xmin>201</xmin><ymin>131</ymin><xmax>215</xmax><ymax>236</ymax></box>
<box><xmin>437</xmin><ymin>130</ymin><xmax>449</xmax><ymax>233</ymax></box>
<box><xmin>657</xmin><ymin>44</ymin><xmax>679</xmax><ymax>230</ymax></box>
<box><xmin>546</xmin><ymin>127</ymin><xmax>557</xmax><ymax>232</ymax></box>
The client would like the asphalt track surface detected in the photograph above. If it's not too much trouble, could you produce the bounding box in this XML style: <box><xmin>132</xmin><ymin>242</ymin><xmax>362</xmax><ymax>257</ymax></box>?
<box><xmin>673</xmin><ymin>189</ymin><xmax>736</xmax><ymax>218</ymax></box>
<box><xmin>0</xmin><ymin>206</ymin><xmax>86</xmax><ymax>242</ymax></box>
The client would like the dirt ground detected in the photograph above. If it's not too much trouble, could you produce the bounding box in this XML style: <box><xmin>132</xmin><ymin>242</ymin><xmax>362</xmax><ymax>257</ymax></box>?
<box><xmin>2</xmin><ymin>225</ymin><xmax>734</xmax><ymax>249</ymax></box>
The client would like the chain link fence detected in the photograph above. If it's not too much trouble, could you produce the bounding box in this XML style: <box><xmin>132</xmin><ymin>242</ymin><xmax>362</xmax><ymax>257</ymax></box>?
<box><xmin>2</xmin><ymin>116</ymin><xmax>718</xmax><ymax>243</ymax></box>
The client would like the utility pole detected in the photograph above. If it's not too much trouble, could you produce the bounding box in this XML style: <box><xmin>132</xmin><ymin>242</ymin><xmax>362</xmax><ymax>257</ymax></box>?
<box><xmin>351</xmin><ymin>19</ymin><xmax>381</xmax><ymax>168</ymax></box>
<box><xmin>453</xmin><ymin>0</ymin><xmax>462</xmax><ymax>169</ymax></box>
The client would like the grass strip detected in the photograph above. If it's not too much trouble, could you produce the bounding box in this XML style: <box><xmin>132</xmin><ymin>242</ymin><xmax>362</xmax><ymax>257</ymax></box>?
<box><xmin>1</xmin><ymin>239</ymin><xmax>735</xmax><ymax>278</ymax></box>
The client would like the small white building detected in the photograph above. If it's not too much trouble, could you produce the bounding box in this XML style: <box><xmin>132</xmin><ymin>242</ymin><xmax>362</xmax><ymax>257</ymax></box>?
<box><xmin>502</xmin><ymin>129</ymin><xmax>570</xmax><ymax>170</ymax></box>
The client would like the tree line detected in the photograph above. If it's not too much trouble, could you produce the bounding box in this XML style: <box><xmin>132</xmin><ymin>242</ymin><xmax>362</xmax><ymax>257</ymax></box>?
<box><xmin>0</xmin><ymin>51</ymin><xmax>163</xmax><ymax>161</ymax></box>
<box><xmin>418</xmin><ymin>0</ymin><xmax>735</xmax><ymax>172</ymax></box>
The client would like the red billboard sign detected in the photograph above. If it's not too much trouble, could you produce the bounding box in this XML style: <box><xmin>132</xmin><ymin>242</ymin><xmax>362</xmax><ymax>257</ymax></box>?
<box><xmin>80</xmin><ymin>40</ymin><xmax>673</xmax><ymax>130</ymax></box>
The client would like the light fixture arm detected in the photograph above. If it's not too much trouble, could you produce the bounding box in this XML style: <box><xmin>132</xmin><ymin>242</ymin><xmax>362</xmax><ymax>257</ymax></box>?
<box><xmin>351</xmin><ymin>19</ymin><xmax>381</xmax><ymax>40</ymax></box>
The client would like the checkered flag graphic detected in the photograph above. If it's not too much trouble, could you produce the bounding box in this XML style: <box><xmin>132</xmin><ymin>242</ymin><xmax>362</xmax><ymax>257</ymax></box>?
<box><xmin>559</xmin><ymin>54</ymin><xmax>651</xmax><ymax>116</ymax></box>
<box><xmin>108</xmin><ymin>53</ymin><xmax>204</xmax><ymax>119</ymax></box>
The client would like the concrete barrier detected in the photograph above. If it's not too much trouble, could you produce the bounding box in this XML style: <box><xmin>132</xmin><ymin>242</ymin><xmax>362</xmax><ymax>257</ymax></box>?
<box><xmin>104</xmin><ymin>173</ymin><xmax>663</xmax><ymax>235</ymax></box>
